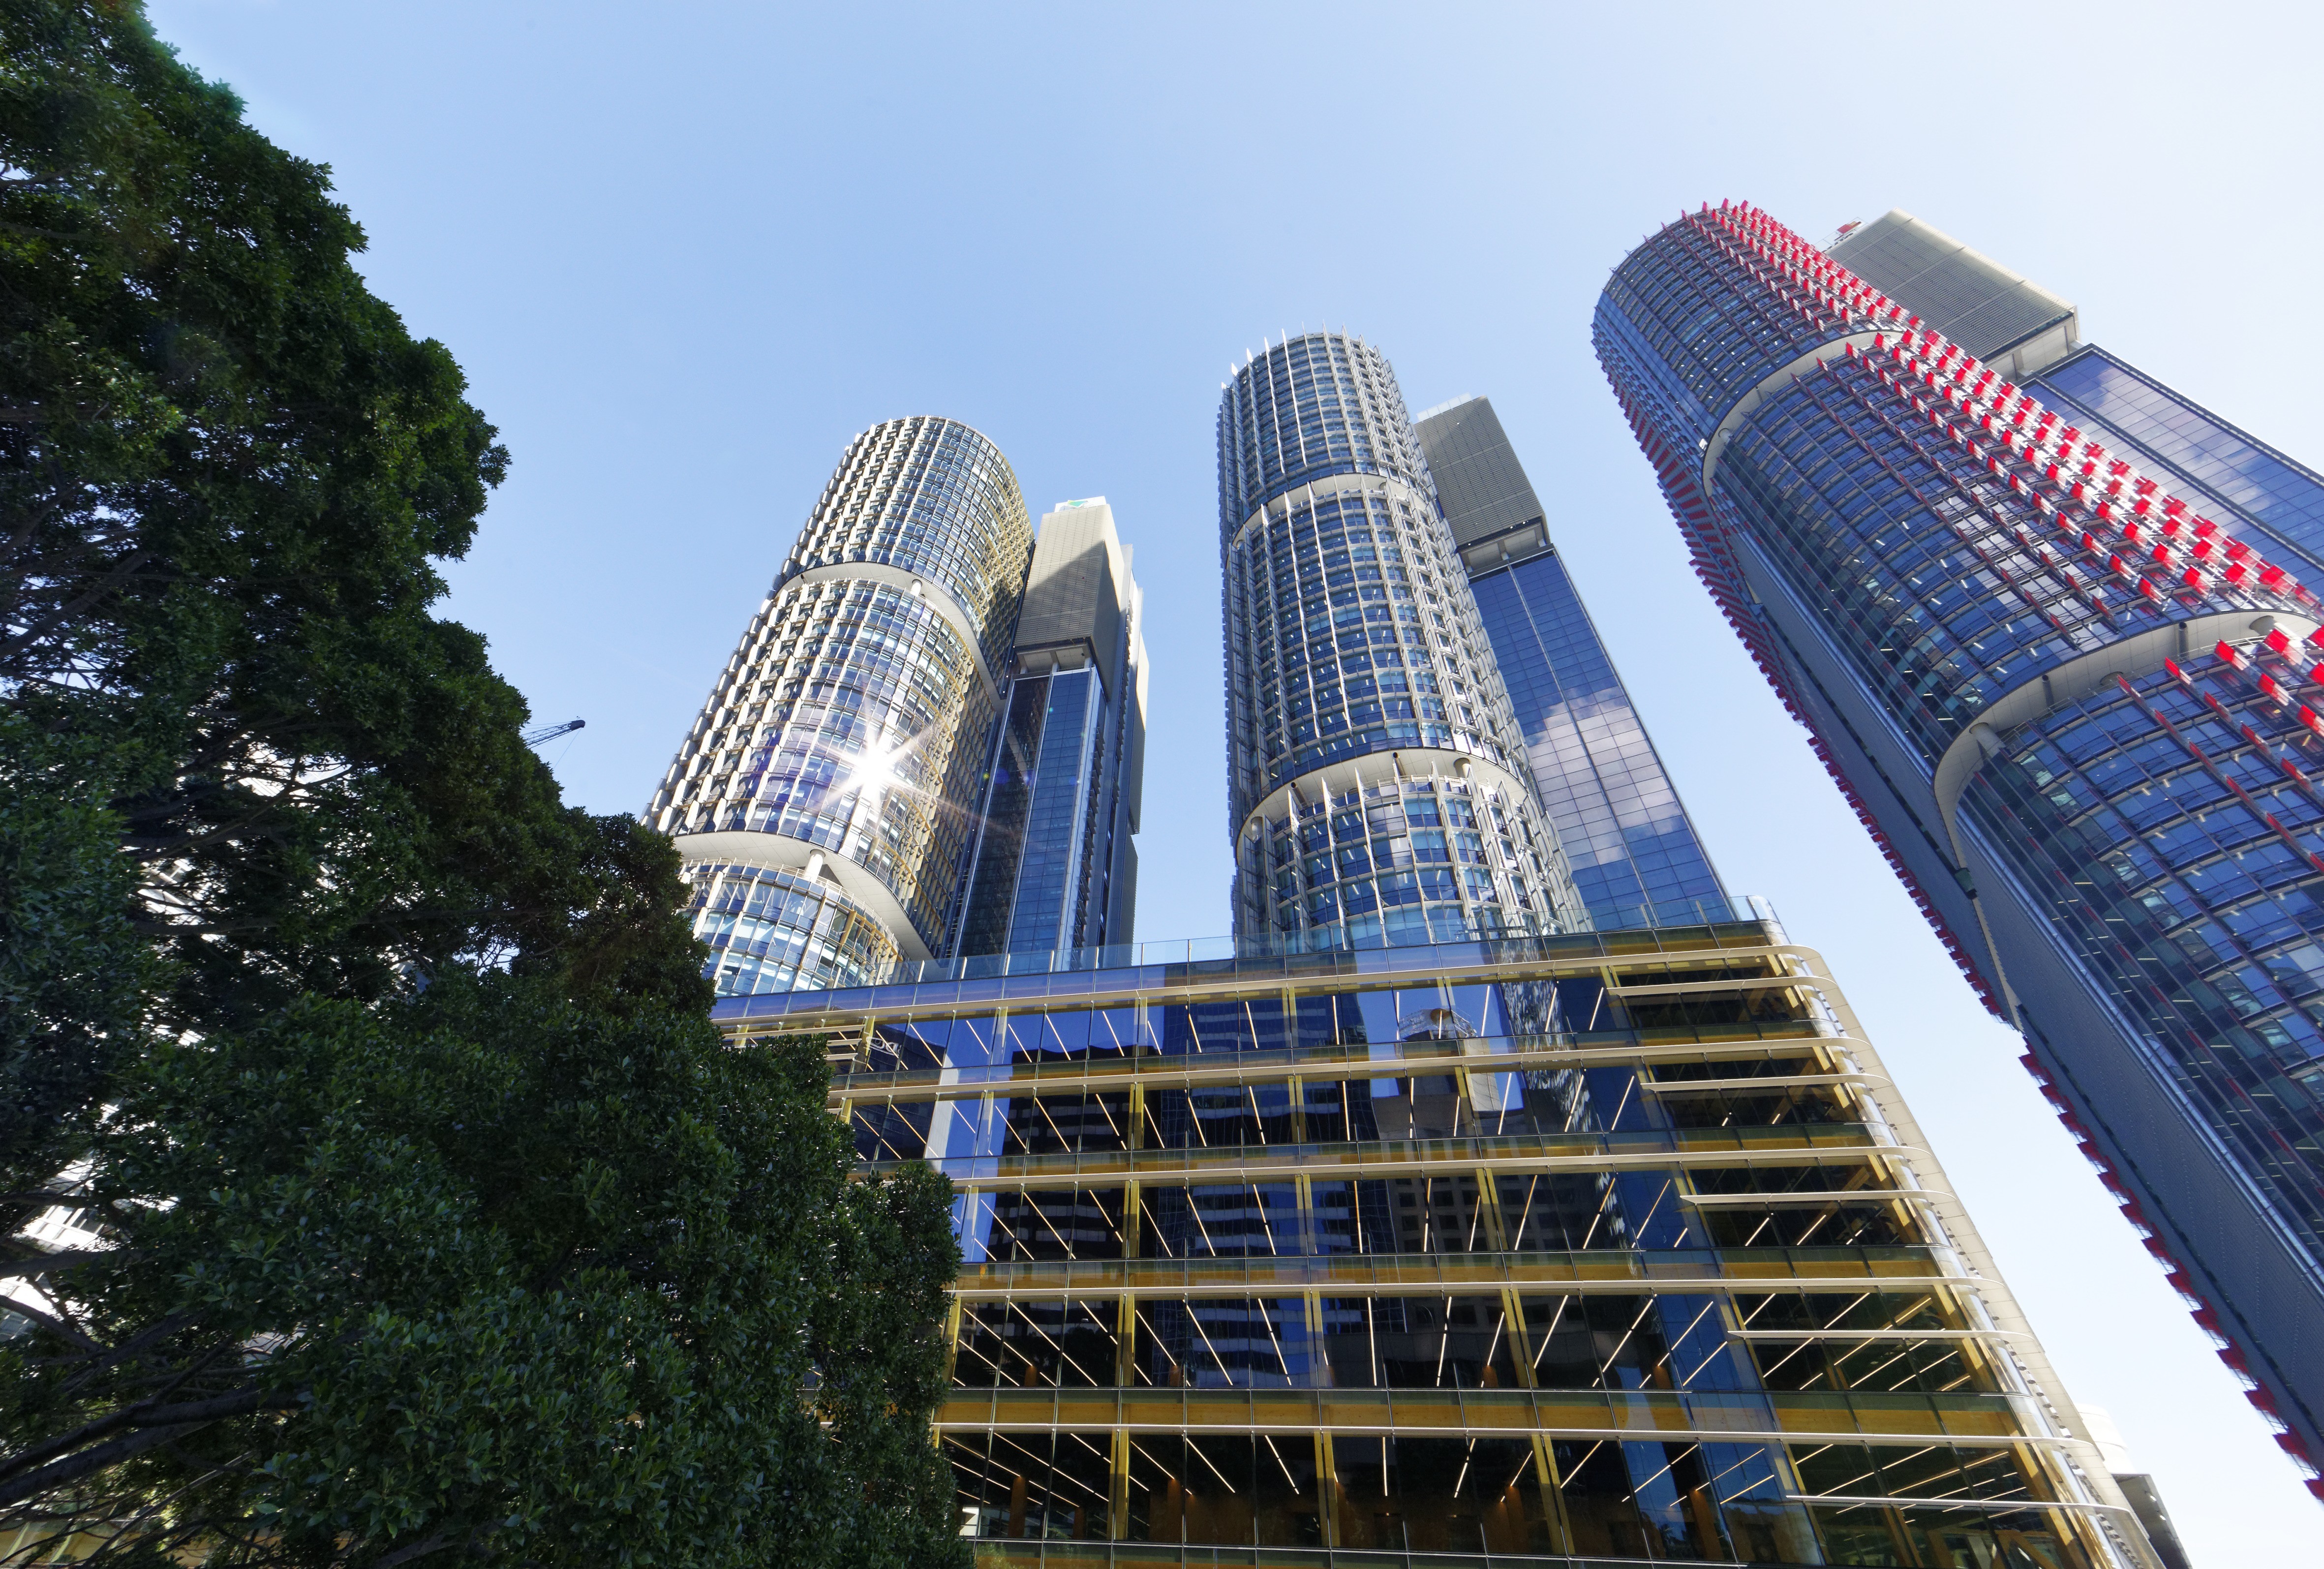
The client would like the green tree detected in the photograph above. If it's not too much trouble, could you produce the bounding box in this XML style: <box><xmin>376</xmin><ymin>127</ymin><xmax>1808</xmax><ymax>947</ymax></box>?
<box><xmin>0</xmin><ymin>713</ymin><xmax>153</xmax><ymax>1192</ymax></box>
<box><xmin>0</xmin><ymin>0</ymin><xmax>600</xmax><ymax>1061</ymax></box>
<box><xmin>0</xmin><ymin>2</ymin><xmax>964</xmax><ymax>1562</ymax></box>
<box><xmin>7</xmin><ymin>982</ymin><xmax>962</xmax><ymax>1567</ymax></box>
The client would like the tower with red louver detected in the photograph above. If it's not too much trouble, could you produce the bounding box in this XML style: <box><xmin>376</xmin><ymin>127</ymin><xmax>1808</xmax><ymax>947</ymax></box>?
<box><xmin>1597</xmin><ymin>200</ymin><xmax>2324</xmax><ymax>1497</ymax></box>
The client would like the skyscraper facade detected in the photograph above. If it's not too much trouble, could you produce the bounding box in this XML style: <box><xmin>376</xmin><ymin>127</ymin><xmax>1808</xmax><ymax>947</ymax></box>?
<box><xmin>1596</xmin><ymin>200</ymin><xmax>2324</xmax><ymax>1493</ymax></box>
<box><xmin>633</xmin><ymin>345</ymin><xmax>2172</xmax><ymax>1569</ymax></box>
<box><xmin>1416</xmin><ymin>395</ymin><xmax>1729</xmax><ymax>930</ymax></box>
<box><xmin>1828</xmin><ymin>210</ymin><xmax>2324</xmax><ymax>583</ymax></box>
<box><xmin>1218</xmin><ymin>332</ymin><xmax>1584</xmax><ymax>948</ymax></box>
<box><xmin>743</xmin><ymin>912</ymin><xmax>2159</xmax><ymax>1567</ymax></box>
<box><xmin>647</xmin><ymin>415</ymin><xmax>1034</xmax><ymax>992</ymax></box>
<box><xmin>951</xmin><ymin>497</ymin><xmax>1146</xmax><ymax>958</ymax></box>
<box><xmin>2025</xmin><ymin>350</ymin><xmax>2324</xmax><ymax>571</ymax></box>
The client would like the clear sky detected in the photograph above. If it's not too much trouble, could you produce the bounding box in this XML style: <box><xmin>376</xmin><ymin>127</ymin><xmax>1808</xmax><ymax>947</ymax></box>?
<box><xmin>147</xmin><ymin>1</ymin><xmax>2322</xmax><ymax>1557</ymax></box>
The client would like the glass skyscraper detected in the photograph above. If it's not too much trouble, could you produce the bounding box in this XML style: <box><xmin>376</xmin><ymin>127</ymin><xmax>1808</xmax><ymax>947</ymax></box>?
<box><xmin>1415</xmin><ymin>395</ymin><xmax>1728</xmax><ymax>930</ymax></box>
<box><xmin>1218</xmin><ymin>331</ymin><xmax>1584</xmax><ymax>948</ymax></box>
<box><xmin>1826</xmin><ymin>211</ymin><xmax>2324</xmax><ymax>580</ymax></box>
<box><xmin>636</xmin><ymin>348</ymin><xmax>2178</xmax><ymax>1569</ymax></box>
<box><xmin>1597</xmin><ymin>201</ymin><xmax>2324</xmax><ymax>1498</ymax></box>
<box><xmin>647</xmin><ymin>419</ymin><xmax>1143</xmax><ymax>993</ymax></box>
<box><xmin>952</xmin><ymin>498</ymin><xmax>1146</xmax><ymax>959</ymax></box>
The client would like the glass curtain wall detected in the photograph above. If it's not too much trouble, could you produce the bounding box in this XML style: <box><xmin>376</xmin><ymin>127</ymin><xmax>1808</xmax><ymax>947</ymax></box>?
<box><xmin>2028</xmin><ymin>346</ymin><xmax>2324</xmax><ymax>575</ymax></box>
<box><xmin>1470</xmin><ymin>554</ymin><xmax>1727</xmax><ymax>928</ymax></box>
<box><xmin>1594</xmin><ymin>199</ymin><xmax>2324</xmax><ymax>1491</ymax></box>
<box><xmin>648</xmin><ymin>416</ymin><xmax>1034</xmax><ymax>985</ymax></box>
<box><xmin>1218</xmin><ymin>333</ymin><xmax>1583</xmax><ymax>949</ymax></box>
<box><xmin>1414</xmin><ymin>394</ymin><xmax>1728</xmax><ymax>931</ymax></box>
<box><xmin>958</xmin><ymin>667</ymin><xmax>1108</xmax><ymax>957</ymax></box>
<box><xmin>731</xmin><ymin>922</ymin><xmax>2151</xmax><ymax>1567</ymax></box>
<box><xmin>950</xmin><ymin>497</ymin><xmax>1146</xmax><ymax>963</ymax></box>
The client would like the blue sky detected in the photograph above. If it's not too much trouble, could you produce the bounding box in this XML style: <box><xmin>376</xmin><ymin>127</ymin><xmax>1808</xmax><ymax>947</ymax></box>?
<box><xmin>148</xmin><ymin>1</ymin><xmax>2321</xmax><ymax>1555</ymax></box>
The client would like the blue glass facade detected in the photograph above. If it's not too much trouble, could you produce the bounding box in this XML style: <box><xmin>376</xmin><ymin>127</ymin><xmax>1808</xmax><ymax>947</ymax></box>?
<box><xmin>950</xmin><ymin>499</ymin><xmax>1144</xmax><ymax>960</ymax></box>
<box><xmin>1219</xmin><ymin>334</ymin><xmax>1582</xmax><ymax>949</ymax></box>
<box><xmin>1415</xmin><ymin>395</ymin><xmax>1727</xmax><ymax>931</ymax></box>
<box><xmin>682</xmin><ymin>859</ymin><xmax>898</xmax><ymax>996</ymax></box>
<box><xmin>1470</xmin><ymin>556</ymin><xmax>1727</xmax><ymax>926</ymax></box>
<box><xmin>1595</xmin><ymin>200</ymin><xmax>2324</xmax><ymax>1495</ymax></box>
<box><xmin>2032</xmin><ymin>346</ymin><xmax>2324</xmax><ymax>577</ymax></box>
<box><xmin>1007</xmin><ymin>671</ymin><xmax>1097</xmax><ymax>951</ymax></box>
<box><xmin>1964</xmin><ymin>661</ymin><xmax>2324</xmax><ymax>1211</ymax></box>
<box><xmin>733</xmin><ymin>922</ymin><xmax>2137</xmax><ymax>1564</ymax></box>
<box><xmin>957</xmin><ymin>667</ymin><xmax>1119</xmax><ymax>956</ymax></box>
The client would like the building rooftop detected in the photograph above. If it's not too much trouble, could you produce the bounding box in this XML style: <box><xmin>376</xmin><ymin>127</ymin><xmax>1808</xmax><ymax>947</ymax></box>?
<box><xmin>1413</xmin><ymin>394</ymin><xmax>1548</xmax><ymax>552</ymax></box>
<box><xmin>1829</xmin><ymin>208</ymin><xmax>2079</xmax><ymax>372</ymax></box>
<box><xmin>710</xmin><ymin>895</ymin><xmax>1782</xmax><ymax>1023</ymax></box>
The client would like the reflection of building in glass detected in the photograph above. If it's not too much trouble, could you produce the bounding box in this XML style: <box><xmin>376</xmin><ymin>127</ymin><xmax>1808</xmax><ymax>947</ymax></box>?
<box><xmin>1218</xmin><ymin>332</ymin><xmax>1583</xmax><ymax>948</ymax></box>
<box><xmin>735</xmin><ymin>922</ymin><xmax>2156</xmax><ymax>1565</ymax></box>
<box><xmin>1598</xmin><ymin>201</ymin><xmax>2324</xmax><ymax>1493</ymax></box>
<box><xmin>1416</xmin><ymin>395</ymin><xmax>1727</xmax><ymax>930</ymax></box>
<box><xmin>952</xmin><ymin>499</ymin><xmax>1144</xmax><ymax>958</ymax></box>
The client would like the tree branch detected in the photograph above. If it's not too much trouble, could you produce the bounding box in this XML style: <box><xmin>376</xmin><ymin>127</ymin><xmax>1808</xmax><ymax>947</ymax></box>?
<box><xmin>0</xmin><ymin>1296</ymin><xmax>102</xmax><ymax>1353</ymax></box>
<box><xmin>54</xmin><ymin>1312</ymin><xmax>208</xmax><ymax>1398</ymax></box>
<box><xmin>0</xmin><ymin>1388</ymin><xmax>291</xmax><ymax>1506</ymax></box>
<box><xmin>0</xmin><ymin>1250</ymin><xmax>115</xmax><ymax>1280</ymax></box>
<box><xmin>374</xmin><ymin>1530</ymin><xmax>456</xmax><ymax>1568</ymax></box>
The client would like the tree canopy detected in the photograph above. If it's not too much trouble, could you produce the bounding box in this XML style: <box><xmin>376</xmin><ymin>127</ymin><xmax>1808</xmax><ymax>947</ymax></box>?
<box><xmin>7</xmin><ymin>977</ymin><xmax>963</xmax><ymax>1567</ymax></box>
<box><xmin>0</xmin><ymin>3</ymin><xmax>964</xmax><ymax>1563</ymax></box>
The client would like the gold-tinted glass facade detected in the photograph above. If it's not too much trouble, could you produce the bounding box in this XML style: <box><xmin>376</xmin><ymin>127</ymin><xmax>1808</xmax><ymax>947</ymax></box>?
<box><xmin>719</xmin><ymin>920</ymin><xmax>2157</xmax><ymax>1568</ymax></box>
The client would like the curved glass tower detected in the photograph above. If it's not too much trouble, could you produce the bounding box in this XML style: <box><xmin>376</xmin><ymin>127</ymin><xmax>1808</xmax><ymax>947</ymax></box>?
<box><xmin>648</xmin><ymin>415</ymin><xmax>1033</xmax><ymax>991</ymax></box>
<box><xmin>1218</xmin><ymin>331</ymin><xmax>1581</xmax><ymax>946</ymax></box>
<box><xmin>1597</xmin><ymin>201</ymin><xmax>2324</xmax><ymax>1493</ymax></box>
